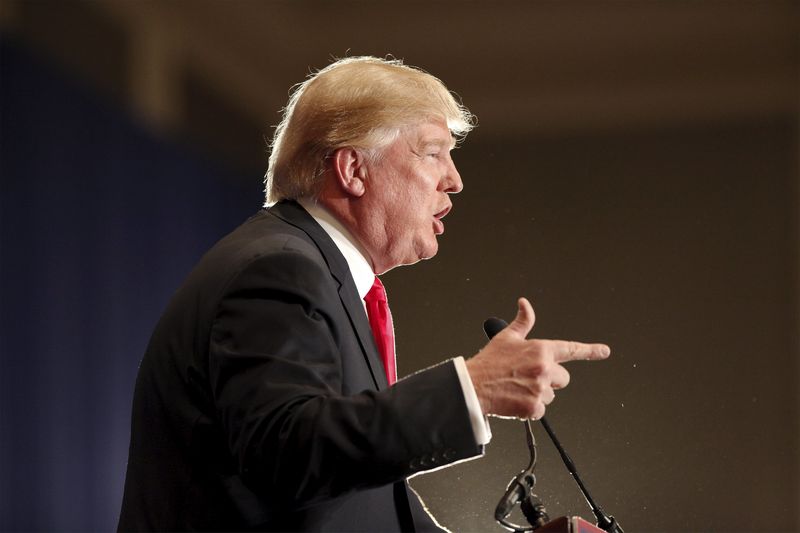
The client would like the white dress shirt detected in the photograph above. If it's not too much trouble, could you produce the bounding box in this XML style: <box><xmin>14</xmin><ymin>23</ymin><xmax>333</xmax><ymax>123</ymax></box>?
<box><xmin>298</xmin><ymin>198</ymin><xmax>491</xmax><ymax>445</ymax></box>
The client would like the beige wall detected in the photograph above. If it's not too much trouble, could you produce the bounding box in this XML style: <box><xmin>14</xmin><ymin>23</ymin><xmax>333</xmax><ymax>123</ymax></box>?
<box><xmin>389</xmin><ymin>120</ymin><xmax>799</xmax><ymax>531</ymax></box>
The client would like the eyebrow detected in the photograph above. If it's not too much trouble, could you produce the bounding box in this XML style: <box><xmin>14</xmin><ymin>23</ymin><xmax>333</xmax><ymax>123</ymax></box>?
<box><xmin>418</xmin><ymin>137</ymin><xmax>456</xmax><ymax>151</ymax></box>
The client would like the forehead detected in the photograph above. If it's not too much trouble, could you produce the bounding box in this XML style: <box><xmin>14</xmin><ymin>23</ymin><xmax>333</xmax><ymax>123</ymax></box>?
<box><xmin>402</xmin><ymin>120</ymin><xmax>456</xmax><ymax>149</ymax></box>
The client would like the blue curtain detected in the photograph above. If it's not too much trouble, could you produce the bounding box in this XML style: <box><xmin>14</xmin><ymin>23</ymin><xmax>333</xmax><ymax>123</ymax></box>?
<box><xmin>1</xmin><ymin>36</ymin><xmax>258</xmax><ymax>531</ymax></box>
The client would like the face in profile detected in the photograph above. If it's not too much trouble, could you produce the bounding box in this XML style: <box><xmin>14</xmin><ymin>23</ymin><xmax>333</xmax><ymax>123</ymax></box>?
<box><xmin>360</xmin><ymin>119</ymin><xmax>463</xmax><ymax>273</ymax></box>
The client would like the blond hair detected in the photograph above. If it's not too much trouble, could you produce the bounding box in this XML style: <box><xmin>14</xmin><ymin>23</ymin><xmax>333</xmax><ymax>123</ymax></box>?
<box><xmin>264</xmin><ymin>56</ymin><xmax>475</xmax><ymax>205</ymax></box>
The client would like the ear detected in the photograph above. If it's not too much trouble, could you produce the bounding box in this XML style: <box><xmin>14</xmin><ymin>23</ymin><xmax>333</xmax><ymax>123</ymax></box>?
<box><xmin>330</xmin><ymin>147</ymin><xmax>367</xmax><ymax>198</ymax></box>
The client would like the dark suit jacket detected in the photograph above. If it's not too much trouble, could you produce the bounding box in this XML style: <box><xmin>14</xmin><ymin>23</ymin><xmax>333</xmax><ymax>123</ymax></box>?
<box><xmin>118</xmin><ymin>201</ymin><xmax>483</xmax><ymax>532</ymax></box>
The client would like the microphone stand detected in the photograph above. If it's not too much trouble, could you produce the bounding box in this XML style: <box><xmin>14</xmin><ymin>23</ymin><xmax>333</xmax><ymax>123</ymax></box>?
<box><xmin>539</xmin><ymin>417</ymin><xmax>624</xmax><ymax>533</ymax></box>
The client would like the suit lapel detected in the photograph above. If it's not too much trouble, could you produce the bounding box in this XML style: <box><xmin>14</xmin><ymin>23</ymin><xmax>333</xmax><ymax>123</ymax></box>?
<box><xmin>269</xmin><ymin>201</ymin><xmax>389</xmax><ymax>391</ymax></box>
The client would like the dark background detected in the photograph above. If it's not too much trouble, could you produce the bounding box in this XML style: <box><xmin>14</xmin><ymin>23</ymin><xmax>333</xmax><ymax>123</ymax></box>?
<box><xmin>1</xmin><ymin>1</ymin><xmax>797</xmax><ymax>532</ymax></box>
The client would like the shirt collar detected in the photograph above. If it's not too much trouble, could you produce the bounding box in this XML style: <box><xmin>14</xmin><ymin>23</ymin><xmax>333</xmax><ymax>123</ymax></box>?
<box><xmin>298</xmin><ymin>198</ymin><xmax>375</xmax><ymax>300</ymax></box>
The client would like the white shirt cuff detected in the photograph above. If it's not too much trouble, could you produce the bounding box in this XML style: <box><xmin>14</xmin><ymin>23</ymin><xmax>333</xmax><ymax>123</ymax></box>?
<box><xmin>452</xmin><ymin>356</ymin><xmax>492</xmax><ymax>445</ymax></box>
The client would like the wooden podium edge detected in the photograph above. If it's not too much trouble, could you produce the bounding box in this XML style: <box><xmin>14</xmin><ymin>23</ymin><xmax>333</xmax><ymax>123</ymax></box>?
<box><xmin>537</xmin><ymin>516</ymin><xmax>605</xmax><ymax>533</ymax></box>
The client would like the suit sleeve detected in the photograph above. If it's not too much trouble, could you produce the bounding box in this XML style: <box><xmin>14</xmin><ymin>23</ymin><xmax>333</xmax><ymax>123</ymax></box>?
<box><xmin>208</xmin><ymin>247</ymin><xmax>482</xmax><ymax>509</ymax></box>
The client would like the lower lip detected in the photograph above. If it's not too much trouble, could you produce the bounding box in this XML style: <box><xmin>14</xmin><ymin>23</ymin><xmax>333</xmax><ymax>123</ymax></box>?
<box><xmin>433</xmin><ymin>218</ymin><xmax>444</xmax><ymax>235</ymax></box>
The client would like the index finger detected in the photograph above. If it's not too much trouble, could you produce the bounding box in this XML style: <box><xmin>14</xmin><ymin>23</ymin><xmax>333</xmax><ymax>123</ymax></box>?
<box><xmin>550</xmin><ymin>340</ymin><xmax>611</xmax><ymax>362</ymax></box>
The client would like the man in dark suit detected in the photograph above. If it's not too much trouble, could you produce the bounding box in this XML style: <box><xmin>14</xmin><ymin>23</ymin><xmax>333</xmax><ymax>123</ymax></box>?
<box><xmin>118</xmin><ymin>57</ymin><xmax>610</xmax><ymax>532</ymax></box>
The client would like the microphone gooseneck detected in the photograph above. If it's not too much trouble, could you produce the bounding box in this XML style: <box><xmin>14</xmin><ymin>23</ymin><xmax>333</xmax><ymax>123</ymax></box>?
<box><xmin>484</xmin><ymin>318</ymin><xmax>548</xmax><ymax>532</ymax></box>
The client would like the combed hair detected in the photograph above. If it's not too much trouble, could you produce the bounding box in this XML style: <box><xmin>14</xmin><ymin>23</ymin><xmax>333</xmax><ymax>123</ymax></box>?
<box><xmin>264</xmin><ymin>56</ymin><xmax>475</xmax><ymax>205</ymax></box>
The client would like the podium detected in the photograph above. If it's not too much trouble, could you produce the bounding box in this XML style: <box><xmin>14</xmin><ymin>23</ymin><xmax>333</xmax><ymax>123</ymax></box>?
<box><xmin>537</xmin><ymin>516</ymin><xmax>606</xmax><ymax>533</ymax></box>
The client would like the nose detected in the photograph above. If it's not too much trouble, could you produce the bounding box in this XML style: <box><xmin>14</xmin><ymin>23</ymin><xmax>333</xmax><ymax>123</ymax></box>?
<box><xmin>442</xmin><ymin>156</ymin><xmax>463</xmax><ymax>194</ymax></box>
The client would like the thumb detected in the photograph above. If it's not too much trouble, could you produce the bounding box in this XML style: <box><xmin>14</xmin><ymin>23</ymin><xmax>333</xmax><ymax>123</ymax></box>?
<box><xmin>505</xmin><ymin>297</ymin><xmax>536</xmax><ymax>338</ymax></box>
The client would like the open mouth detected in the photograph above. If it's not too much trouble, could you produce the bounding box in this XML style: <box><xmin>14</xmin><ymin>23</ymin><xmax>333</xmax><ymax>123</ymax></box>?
<box><xmin>433</xmin><ymin>205</ymin><xmax>451</xmax><ymax>235</ymax></box>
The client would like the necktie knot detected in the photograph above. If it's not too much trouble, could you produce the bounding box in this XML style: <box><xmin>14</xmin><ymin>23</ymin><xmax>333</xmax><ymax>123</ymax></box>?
<box><xmin>366</xmin><ymin>277</ymin><xmax>387</xmax><ymax>305</ymax></box>
<box><xmin>364</xmin><ymin>276</ymin><xmax>396</xmax><ymax>385</ymax></box>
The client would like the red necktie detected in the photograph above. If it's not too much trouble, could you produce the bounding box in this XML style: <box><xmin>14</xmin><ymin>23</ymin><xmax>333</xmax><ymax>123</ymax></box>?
<box><xmin>364</xmin><ymin>276</ymin><xmax>397</xmax><ymax>385</ymax></box>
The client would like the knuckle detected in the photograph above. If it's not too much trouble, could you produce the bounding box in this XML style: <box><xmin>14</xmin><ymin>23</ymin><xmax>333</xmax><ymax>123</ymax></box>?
<box><xmin>529</xmin><ymin>377</ymin><xmax>545</xmax><ymax>396</ymax></box>
<box><xmin>527</xmin><ymin>339</ymin><xmax>544</xmax><ymax>353</ymax></box>
<box><xmin>529</xmin><ymin>362</ymin><xmax>547</xmax><ymax>378</ymax></box>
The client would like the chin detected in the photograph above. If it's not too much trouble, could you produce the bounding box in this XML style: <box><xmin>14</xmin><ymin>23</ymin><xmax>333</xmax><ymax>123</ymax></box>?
<box><xmin>393</xmin><ymin>238</ymin><xmax>439</xmax><ymax>269</ymax></box>
<box><xmin>418</xmin><ymin>241</ymin><xmax>439</xmax><ymax>261</ymax></box>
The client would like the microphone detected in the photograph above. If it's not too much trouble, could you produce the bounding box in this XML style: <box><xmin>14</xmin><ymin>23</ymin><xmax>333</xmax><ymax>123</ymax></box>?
<box><xmin>494</xmin><ymin>475</ymin><xmax>529</xmax><ymax>522</ymax></box>
<box><xmin>482</xmin><ymin>317</ymin><xmax>624</xmax><ymax>533</ymax></box>
<box><xmin>483</xmin><ymin>316</ymin><xmax>508</xmax><ymax>340</ymax></box>
<box><xmin>484</xmin><ymin>318</ymin><xmax>531</xmax><ymax>521</ymax></box>
<box><xmin>484</xmin><ymin>318</ymin><xmax>549</xmax><ymax>531</ymax></box>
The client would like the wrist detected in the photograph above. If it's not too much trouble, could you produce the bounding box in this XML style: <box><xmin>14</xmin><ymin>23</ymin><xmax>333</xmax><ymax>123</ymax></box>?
<box><xmin>465</xmin><ymin>357</ymin><xmax>490</xmax><ymax>415</ymax></box>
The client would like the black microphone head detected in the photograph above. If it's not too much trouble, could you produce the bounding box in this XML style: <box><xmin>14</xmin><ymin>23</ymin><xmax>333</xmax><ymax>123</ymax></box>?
<box><xmin>520</xmin><ymin>495</ymin><xmax>550</xmax><ymax>529</ymax></box>
<box><xmin>483</xmin><ymin>317</ymin><xmax>509</xmax><ymax>339</ymax></box>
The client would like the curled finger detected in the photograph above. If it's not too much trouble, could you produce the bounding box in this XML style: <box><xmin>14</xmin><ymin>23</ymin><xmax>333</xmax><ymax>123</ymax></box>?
<box><xmin>542</xmin><ymin>387</ymin><xmax>556</xmax><ymax>406</ymax></box>
<box><xmin>550</xmin><ymin>365</ymin><xmax>571</xmax><ymax>390</ymax></box>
